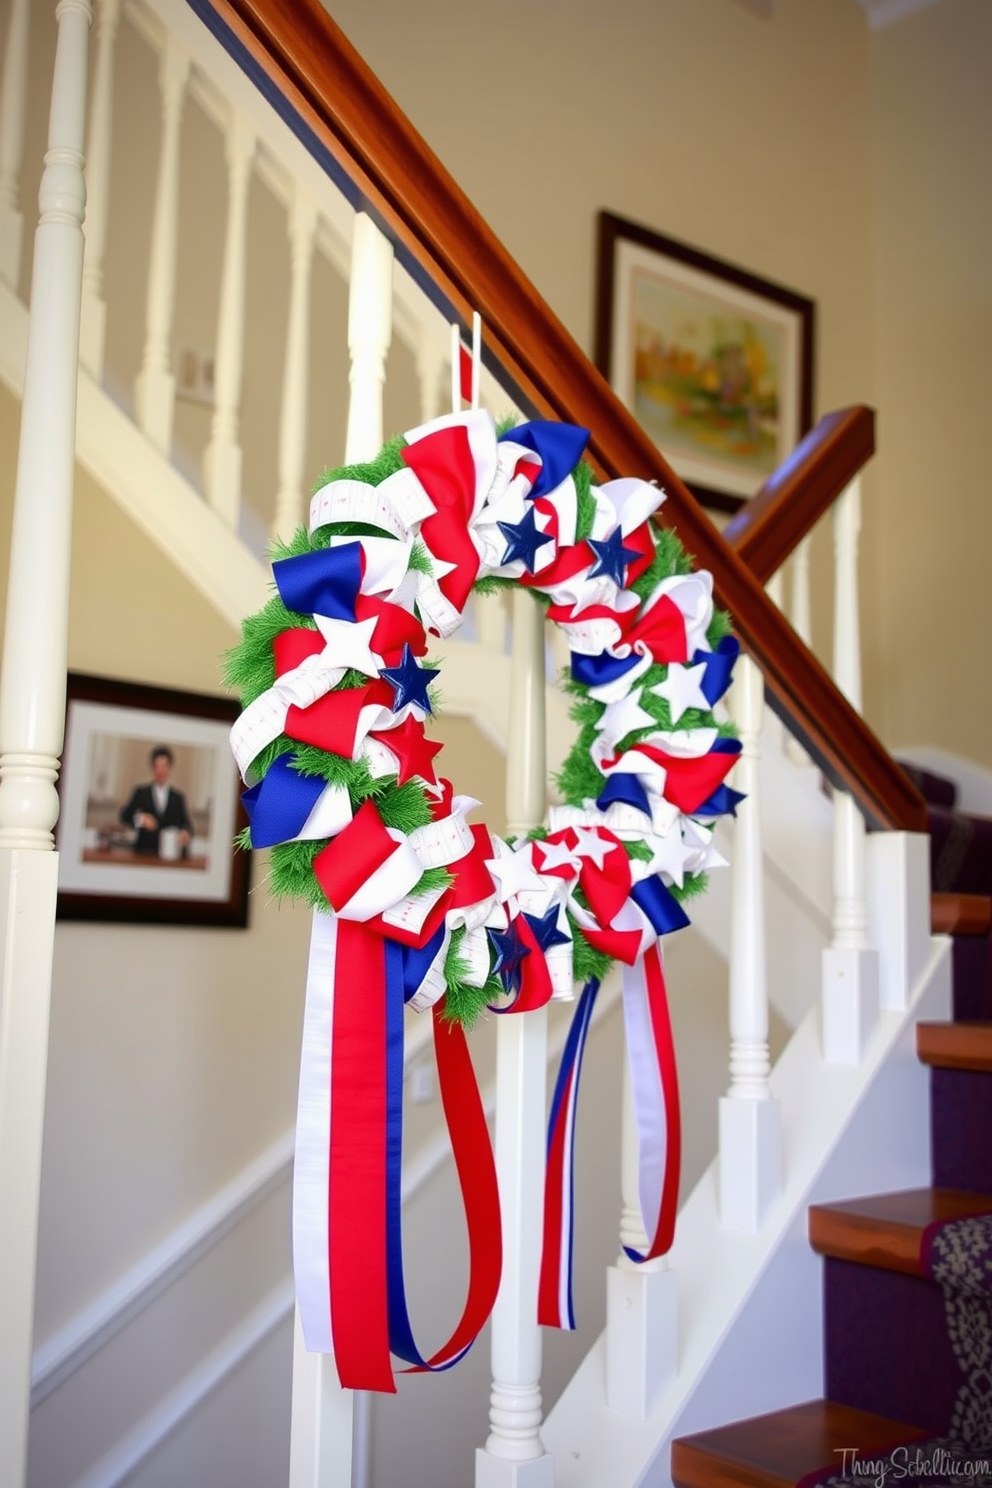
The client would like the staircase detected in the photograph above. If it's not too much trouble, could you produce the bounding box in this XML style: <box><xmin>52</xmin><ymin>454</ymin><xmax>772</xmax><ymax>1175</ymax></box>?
<box><xmin>672</xmin><ymin>769</ymin><xmax>992</xmax><ymax>1485</ymax></box>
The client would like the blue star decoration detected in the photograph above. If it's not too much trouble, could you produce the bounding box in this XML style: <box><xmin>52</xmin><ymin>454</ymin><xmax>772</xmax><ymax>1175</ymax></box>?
<box><xmin>380</xmin><ymin>644</ymin><xmax>440</xmax><ymax>714</ymax></box>
<box><xmin>588</xmin><ymin>527</ymin><xmax>641</xmax><ymax>588</ymax></box>
<box><xmin>523</xmin><ymin>906</ymin><xmax>571</xmax><ymax>953</ymax></box>
<box><xmin>487</xmin><ymin>921</ymin><xmax>531</xmax><ymax>993</ymax></box>
<box><xmin>496</xmin><ymin>506</ymin><xmax>546</xmax><ymax>573</ymax></box>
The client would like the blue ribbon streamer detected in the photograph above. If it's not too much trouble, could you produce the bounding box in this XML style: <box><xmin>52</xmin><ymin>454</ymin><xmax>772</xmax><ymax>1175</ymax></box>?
<box><xmin>693</xmin><ymin>783</ymin><xmax>746</xmax><ymax>819</ymax></box>
<box><xmin>596</xmin><ymin>772</ymin><xmax>652</xmax><ymax>817</ymax></box>
<box><xmin>383</xmin><ymin>940</ymin><xmax>467</xmax><ymax>1371</ymax></box>
<box><xmin>272</xmin><ymin>542</ymin><xmax>362</xmax><ymax>620</ymax></box>
<box><xmin>692</xmin><ymin>635</ymin><xmax>740</xmax><ymax>707</ymax></box>
<box><xmin>544</xmin><ymin>977</ymin><xmax>600</xmax><ymax>1330</ymax></box>
<box><xmin>241</xmin><ymin>754</ymin><xmax>326</xmax><ymax>848</ymax></box>
<box><xmin>499</xmin><ymin>421</ymin><xmax>590</xmax><ymax>498</ymax></box>
<box><xmin>570</xmin><ymin>650</ymin><xmax>640</xmax><ymax>689</ymax></box>
<box><xmin>630</xmin><ymin>876</ymin><xmax>691</xmax><ymax>936</ymax></box>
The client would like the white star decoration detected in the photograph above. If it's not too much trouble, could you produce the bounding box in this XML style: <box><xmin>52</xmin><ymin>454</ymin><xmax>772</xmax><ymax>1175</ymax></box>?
<box><xmin>571</xmin><ymin>827</ymin><xmax>614</xmax><ymax>869</ymax></box>
<box><xmin>651</xmin><ymin>661</ymin><xmax>710</xmax><ymax>725</ymax></box>
<box><xmin>646</xmin><ymin>824</ymin><xmax>698</xmax><ymax>890</ymax></box>
<box><xmin>595</xmin><ymin>687</ymin><xmax>655</xmax><ymax>749</ymax></box>
<box><xmin>534</xmin><ymin>837</ymin><xmax>582</xmax><ymax>874</ymax></box>
<box><xmin>486</xmin><ymin>845</ymin><xmax>547</xmax><ymax>902</ymax></box>
<box><xmin>314</xmin><ymin>614</ymin><xmax>381</xmax><ymax>677</ymax></box>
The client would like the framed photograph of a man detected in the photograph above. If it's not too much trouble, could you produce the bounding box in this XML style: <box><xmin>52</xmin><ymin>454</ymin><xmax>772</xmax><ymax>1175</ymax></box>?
<box><xmin>595</xmin><ymin>212</ymin><xmax>815</xmax><ymax>511</ymax></box>
<box><xmin>56</xmin><ymin>674</ymin><xmax>250</xmax><ymax>926</ymax></box>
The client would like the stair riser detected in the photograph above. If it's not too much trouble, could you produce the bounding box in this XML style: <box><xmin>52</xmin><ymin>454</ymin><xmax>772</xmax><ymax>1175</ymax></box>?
<box><xmin>824</xmin><ymin>1258</ymin><xmax>960</xmax><ymax>1435</ymax></box>
<box><xmin>931</xmin><ymin>1068</ymin><xmax>992</xmax><ymax>1192</ymax></box>
<box><xmin>952</xmin><ymin>934</ymin><xmax>992</xmax><ymax>1022</ymax></box>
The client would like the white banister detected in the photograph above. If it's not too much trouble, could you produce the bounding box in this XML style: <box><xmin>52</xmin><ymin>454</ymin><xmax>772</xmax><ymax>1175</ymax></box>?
<box><xmin>823</xmin><ymin>476</ymin><xmax>879</xmax><ymax>1063</ymax></box>
<box><xmin>606</xmin><ymin>1056</ymin><xmax>677</xmax><ymax>1418</ymax></box>
<box><xmin>0</xmin><ymin>6</ymin><xmax>91</xmax><ymax>1486</ymax></box>
<box><xmin>134</xmin><ymin>29</ymin><xmax>189</xmax><ymax>455</ymax></box>
<box><xmin>271</xmin><ymin>183</ymin><xmax>317</xmax><ymax>541</ymax></box>
<box><xmin>0</xmin><ymin>0</ymin><xmax>28</xmax><ymax>288</ymax></box>
<box><xmin>477</xmin><ymin>590</ymin><xmax>553</xmax><ymax>1488</ymax></box>
<box><xmin>78</xmin><ymin>0</ymin><xmax>120</xmax><ymax>377</ymax></box>
<box><xmin>719</xmin><ymin>653</ymin><xmax>782</xmax><ymax>1231</ymax></box>
<box><xmin>203</xmin><ymin>108</ymin><xmax>255</xmax><ymax>527</ymax></box>
<box><xmin>344</xmin><ymin>211</ymin><xmax>393</xmax><ymax>464</ymax></box>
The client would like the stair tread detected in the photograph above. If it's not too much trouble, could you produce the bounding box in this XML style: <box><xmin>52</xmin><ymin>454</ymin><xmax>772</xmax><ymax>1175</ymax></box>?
<box><xmin>917</xmin><ymin>1021</ymin><xmax>992</xmax><ymax>1071</ymax></box>
<box><xmin>671</xmin><ymin>1399</ymin><xmax>927</xmax><ymax>1488</ymax></box>
<box><xmin>931</xmin><ymin>891</ymin><xmax>992</xmax><ymax>936</ymax></box>
<box><xmin>809</xmin><ymin>1187</ymin><xmax>992</xmax><ymax>1274</ymax></box>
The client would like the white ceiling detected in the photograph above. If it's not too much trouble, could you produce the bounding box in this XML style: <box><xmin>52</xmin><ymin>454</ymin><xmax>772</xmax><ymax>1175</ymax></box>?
<box><xmin>733</xmin><ymin>0</ymin><xmax>946</xmax><ymax>28</ymax></box>
<box><xmin>851</xmin><ymin>0</ymin><xmax>945</xmax><ymax>29</ymax></box>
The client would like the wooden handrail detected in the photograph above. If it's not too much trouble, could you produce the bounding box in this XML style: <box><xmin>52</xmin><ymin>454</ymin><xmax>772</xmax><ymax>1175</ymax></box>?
<box><xmin>189</xmin><ymin>0</ymin><xmax>925</xmax><ymax>834</ymax></box>
<box><xmin>724</xmin><ymin>406</ymin><xmax>876</xmax><ymax>585</ymax></box>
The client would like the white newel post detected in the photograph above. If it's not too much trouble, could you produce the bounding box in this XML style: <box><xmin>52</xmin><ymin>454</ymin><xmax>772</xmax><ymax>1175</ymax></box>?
<box><xmin>134</xmin><ymin>31</ymin><xmax>189</xmax><ymax>455</ymax></box>
<box><xmin>606</xmin><ymin>1056</ymin><xmax>677</xmax><ymax>1418</ymax></box>
<box><xmin>0</xmin><ymin>5</ymin><xmax>91</xmax><ymax>1485</ymax></box>
<box><xmin>719</xmin><ymin>653</ymin><xmax>782</xmax><ymax>1232</ymax></box>
<box><xmin>271</xmin><ymin>184</ymin><xmax>316</xmax><ymax>541</ymax></box>
<box><xmin>78</xmin><ymin>0</ymin><xmax>119</xmax><ymax>377</ymax></box>
<box><xmin>289</xmin><ymin>210</ymin><xmax>397</xmax><ymax>1488</ymax></box>
<box><xmin>0</xmin><ymin>0</ymin><xmax>28</xmax><ymax>289</ymax></box>
<box><xmin>344</xmin><ymin>212</ymin><xmax>393</xmax><ymax>463</ymax></box>
<box><xmin>203</xmin><ymin>110</ymin><xmax>255</xmax><ymax>528</ymax></box>
<box><xmin>477</xmin><ymin>590</ymin><xmax>554</xmax><ymax>1488</ymax></box>
<box><xmin>822</xmin><ymin>477</ymin><xmax>879</xmax><ymax>1063</ymax></box>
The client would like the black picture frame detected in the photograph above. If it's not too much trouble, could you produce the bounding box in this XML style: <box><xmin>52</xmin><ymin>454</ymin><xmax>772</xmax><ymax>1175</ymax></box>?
<box><xmin>56</xmin><ymin>673</ymin><xmax>250</xmax><ymax>927</ymax></box>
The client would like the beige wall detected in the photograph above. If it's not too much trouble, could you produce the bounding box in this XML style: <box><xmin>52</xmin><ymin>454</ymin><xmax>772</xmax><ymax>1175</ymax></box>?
<box><xmin>869</xmin><ymin>0</ymin><xmax>992</xmax><ymax>765</ymax></box>
<box><xmin>323</xmin><ymin>0</ymin><xmax>989</xmax><ymax>767</ymax></box>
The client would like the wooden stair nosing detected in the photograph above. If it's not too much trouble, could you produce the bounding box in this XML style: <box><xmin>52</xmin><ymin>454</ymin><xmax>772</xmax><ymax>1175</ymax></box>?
<box><xmin>808</xmin><ymin>1187</ymin><xmax>992</xmax><ymax>1275</ymax></box>
<box><xmin>930</xmin><ymin>891</ymin><xmax>992</xmax><ymax>937</ymax></box>
<box><xmin>671</xmin><ymin>1399</ymin><xmax>927</xmax><ymax>1488</ymax></box>
<box><xmin>917</xmin><ymin>1020</ymin><xmax>992</xmax><ymax>1071</ymax></box>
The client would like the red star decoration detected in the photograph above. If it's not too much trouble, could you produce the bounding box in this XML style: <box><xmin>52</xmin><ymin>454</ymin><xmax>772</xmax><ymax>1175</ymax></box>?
<box><xmin>369</xmin><ymin>716</ymin><xmax>443</xmax><ymax>787</ymax></box>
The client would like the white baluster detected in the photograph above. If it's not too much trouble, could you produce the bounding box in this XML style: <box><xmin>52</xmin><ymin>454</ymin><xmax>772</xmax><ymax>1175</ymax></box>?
<box><xmin>344</xmin><ymin>211</ymin><xmax>393</xmax><ymax>463</ymax></box>
<box><xmin>477</xmin><ymin>590</ymin><xmax>553</xmax><ymax>1488</ymax></box>
<box><xmin>784</xmin><ymin>535</ymin><xmax>814</xmax><ymax>767</ymax></box>
<box><xmin>822</xmin><ymin>477</ymin><xmax>879</xmax><ymax>1063</ymax></box>
<box><xmin>288</xmin><ymin>1305</ymin><xmax>355</xmax><ymax>1488</ymax></box>
<box><xmin>289</xmin><ymin>203</ymin><xmax>394</xmax><ymax>1488</ymax></box>
<box><xmin>78</xmin><ymin>0</ymin><xmax>119</xmax><ymax>376</ymax></box>
<box><xmin>271</xmin><ymin>184</ymin><xmax>316</xmax><ymax>541</ymax></box>
<box><xmin>203</xmin><ymin>110</ymin><xmax>255</xmax><ymax>527</ymax></box>
<box><xmin>0</xmin><ymin>6</ymin><xmax>91</xmax><ymax>1485</ymax></box>
<box><xmin>0</xmin><ymin>0</ymin><xmax>28</xmax><ymax>289</ymax></box>
<box><xmin>476</xmin><ymin>591</ymin><xmax>507</xmax><ymax>652</ymax></box>
<box><xmin>719</xmin><ymin>654</ymin><xmax>782</xmax><ymax>1231</ymax></box>
<box><xmin>790</xmin><ymin>535</ymin><xmax>812</xmax><ymax>650</ymax></box>
<box><xmin>606</xmin><ymin>1057</ymin><xmax>677</xmax><ymax>1417</ymax></box>
<box><xmin>414</xmin><ymin>328</ymin><xmax>446</xmax><ymax>425</ymax></box>
<box><xmin>760</xmin><ymin>569</ymin><xmax>787</xmax><ymax>755</ymax></box>
<box><xmin>134</xmin><ymin>31</ymin><xmax>189</xmax><ymax>455</ymax></box>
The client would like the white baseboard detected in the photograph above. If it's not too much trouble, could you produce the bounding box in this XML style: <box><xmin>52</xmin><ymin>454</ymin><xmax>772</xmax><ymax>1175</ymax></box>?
<box><xmin>31</xmin><ymin>1130</ymin><xmax>295</xmax><ymax>1407</ymax></box>
<box><xmin>68</xmin><ymin>1280</ymin><xmax>295</xmax><ymax>1488</ymax></box>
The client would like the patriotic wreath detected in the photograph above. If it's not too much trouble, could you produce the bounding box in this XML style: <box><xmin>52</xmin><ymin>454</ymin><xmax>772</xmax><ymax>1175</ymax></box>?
<box><xmin>226</xmin><ymin>410</ymin><xmax>741</xmax><ymax>1391</ymax></box>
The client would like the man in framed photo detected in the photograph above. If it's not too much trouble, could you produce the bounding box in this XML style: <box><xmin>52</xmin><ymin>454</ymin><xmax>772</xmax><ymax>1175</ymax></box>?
<box><xmin>119</xmin><ymin>745</ymin><xmax>194</xmax><ymax>859</ymax></box>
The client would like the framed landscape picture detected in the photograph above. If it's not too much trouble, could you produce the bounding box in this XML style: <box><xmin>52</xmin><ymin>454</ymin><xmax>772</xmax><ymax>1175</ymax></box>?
<box><xmin>595</xmin><ymin>212</ymin><xmax>815</xmax><ymax>511</ymax></box>
<box><xmin>56</xmin><ymin>673</ymin><xmax>250</xmax><ymax>926</ymax></box>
